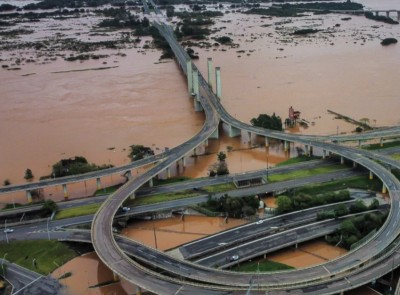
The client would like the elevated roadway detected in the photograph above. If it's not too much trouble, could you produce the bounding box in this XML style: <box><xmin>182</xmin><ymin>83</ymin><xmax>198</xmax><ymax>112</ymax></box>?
<box><xmin>89</xmin><ymin>9</ymin><xmax>400</xmax><ymax>295</ymax></box>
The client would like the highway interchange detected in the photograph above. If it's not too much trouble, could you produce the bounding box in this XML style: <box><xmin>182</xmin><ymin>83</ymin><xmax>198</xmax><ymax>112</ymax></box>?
<box><xmin>2</xmin><ymin>3</ymin><xmax>400</xmax><ymax>295</ymax></box>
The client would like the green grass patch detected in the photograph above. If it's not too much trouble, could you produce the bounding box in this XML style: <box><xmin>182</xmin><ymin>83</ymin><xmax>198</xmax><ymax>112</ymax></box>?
<box><xmin>55</xmin><ymin>203</ymin><xmax>101</xmax><ymax>220</ymax></box>
<box><xmin>268</xmin><ymin>165</ymin><xmax>346</xmax><ymax>183</ymax></box>
<box><xmin>296</xmin><ymin>176</ymin><xmax>382</xmax><ymax>195</ymax></box>
<box><xmin>275</xmin><ymin>156</ymin><xmax>319</xmax><ymax>167</ymax></box>
<box><xmin>202</xmin><ymin>183</ymin><xmax>236</xmax><ymax>193</ymax></box>
<box><xmin>391</xmin><ymin>154</ymin><xmax>400</xmax><ymax>161</ymax></box>
<box><xmin>0</xmin><ymin>240</ymin><xmax>77</xmax><ymax>275</ymax></box>
<box><xmin>363</xmin><ymin>140</ymin><xmax>400</xmax><ymax>150</ymax></box>
<box><xmin>231</xmin><ymin>260</ymin><xmax>294</xmax><ymax>272</ymax></box>
<box><xmin>94</xmin><ymin>184</ymin><xmax>123</xmax><ymax>196</ymax></box>
<box><xmin>153</xmin><ymin>176</ymin><xmax>191</xmax><ymax>186</ymax></box>
<box><xmin>128</xmin><ymin>191</ymin><xmax>198</xmax><ymax>206</ymax></box>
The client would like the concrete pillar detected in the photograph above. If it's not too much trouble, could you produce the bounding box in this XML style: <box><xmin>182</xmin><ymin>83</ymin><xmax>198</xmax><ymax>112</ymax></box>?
<box><xmin>353</xmin><ymin>161</ymin><xmax>357</xmax><ymax>168</ymax></box>
<box><xmin>386</xmin><ymin>11</ymin><xmax>390</xmax><ymax>18</ymax></box>
<box><xmin>322</xmin><ymin>150</ymin><xmax>327</xmax><ymax>159</ymax></box>
<box><xmin>248</xmin><ymin>132</ymin><xmax>252</xmax><ymax>143</ymax></box>
<box><xmin>207</xmin><ymin>57</ymin><xmax>213</xmax><ymax>88</ymax></box>
<box><xmin>125</xmin><ymin>170</ymin><xmax>132</xmax><ymax>180</ymax></box>
<box><xmin>62</xmin><ymin>184</ymin><xmax>68</xmax><ymax>199</ymax></box>
<box><xmin>193</xmin><ymin>147</ymin><xmax>197</xmax><ymax>156</ymax></box>
<box><xmin>305</xmin><ymin>145</ymin><xmax>309</xmax><ymax>156</ymax></box>
<box><xmin>340</xmin><ymin>156</ymin><xmax>344</xmax><ymax>165</ymax></box>
<box><xmin>149</xmin><ymin>178</ymin><xmax>154</xmax><ymax>187</ymax></box>
<box><xmin>194</xmin><ymin>98</ymin><xmax>203</xmax><ymax>112</ymax></box>
<box><xmin>136</xmin><ymin>286</ymin><xmax>142</xmax><ymax>295</ymax></box>
<box><xmin>227</xmin><ymin>124</ymin><xmax>241</xmax><ymax>137</ymax></box>
<box><xmin>284</xmin><ymin>141</ymin><xmax>289</xmax><ymax>152</ymax></box>
<box><xmin>380</xmin><ymin>138</ymin><xmax>383</xmax><ymax>147</ymax></box>
<box><xmin>209</xmin><ymin>127</ymin><xmax>219</xmax><ymax>139</ymax></box>
<box><xmin>265</xmin><ymin>136</ymin><xmax>269</xmax><ymax>147</ymax></box>
<box><xmin>129</xmin><ymin>192</ymin><xmax>135</xmax><ymax>200</ymax></box>
<box><xmin>192</xmin><ymin>70</ymin><xmax>199</xmax><ymax>100</ymax></box>
<box><xmin>96</xmin><ymin>177</ymin><xmax>102</xmax><ymax>190</ymax></box>
<box><xmin>166</xmin><ymin>167</ymin><xmax>171</xmax><ymax>179</ymax></box>
<box><xmin>186</xmin><ymin>60</ymin><xmax>193</xmax><ymax>94</ymax></box>
<box><xmin>181</xmin><ymin>157</ymin><xmax>186</xmax><ymax>168</ymax></box>
<box><xmin>369</xmin><ymin>171</ymin><xmax>373</xmax><ymax>180</ymax></box>
<box><xmin>113</xmin><ymin>272</ymin><xmax>119</xmax><ymax>282</ymax></box>
<box><xmin>358</xmin><ymin>140</ymin><xmax>361</xmax><ymax>148</ymax></box>
<box><xmin>26</xmin><ymin>190</ymin><xmax>32</xmax><ymax>203</ymax></box>
<box><xmin>375</xmin><ymin>11</ymin><xmax>379</xmax><ymax>16</ymax></box>
<box><xmin>397</xmin><ymin>11</ymin><xmax>400</xmax><ymax>21</ymax></box>
<box><xmin>309</xmin><ymin>146</ymin><xmax>313</xmax><ymax>156</ymax></box>
<box><xmin>215</xmin><ymin>67</ymin><xmax>222</xmax><ymax>99</ymax></box>
<box><xmin>295</xmin><ymin>243</ymin><xmax>298</xmax><ymax>249</ymax></box>
<box><xmin>204</xmin><ymin>139</ymin><xmax>209</xmax><ymax>147</ymax></box>
<box><xmin>382</xmin><ymin>184</ymin><xmax>387</xmax><ymax>194</ymax></box>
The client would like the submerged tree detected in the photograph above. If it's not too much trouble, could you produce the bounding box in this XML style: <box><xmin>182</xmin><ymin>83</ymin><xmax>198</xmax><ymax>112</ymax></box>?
<box><xmin>24</xmin><ymin>168</ymin><xmax>34</xmax><ymax>180</ymax></box>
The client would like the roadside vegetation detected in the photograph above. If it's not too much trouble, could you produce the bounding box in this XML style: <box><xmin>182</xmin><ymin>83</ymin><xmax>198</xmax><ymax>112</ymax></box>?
<box><xmin>0</xmin><ymin>240</ymin><xmax>77</xmax><ymax>274</ymax></box>
<box><xmin>40</xmin><ymin>156</ymin><xmax>112</xmax><ymax>179</ymax></box>
<box><xmin>231</xmin><ymin>259</ymin><xmax>294</xmax><ymax>272</ymax></box>
<box><xmin>363</xmin><ymin>140</ymin><xmax>400</xmax><ymax>150</ymax></box>
<box><xmin>326</xmin><ymin>211</ymin><xmax>387</xmax><ymax>249</ymax></box>
<box><xmin>128</xmin><ymin>145</ymin><xmax>155</xmax><ymax>162</ymax></box>
<box><xmin>251</xmin><ymin>113</ymin><xmax>283</xmax><ymax>131</ymax></box>
<box><xmin>276</xmin><ymin>190</ymin><xmax>350</xmax><ymax>214</ymax></box>
<box><xmin>275</xmin><ymin>156</ymin><xmax>319</xmax><ymax>167</ymax></box>
<box><xmin>55</xmin><ymin>203</ymin><xmax>101</xmax><ymax>220</ymax></box>
<box><xmin>95</xmin><ymin>184</ymin><xmax>123</xmax><ymax>196</ymax></box>
<box><xmin>317</xmin><ymin>199</ymin><xmax>380</xmax><ymax>220</ymax></box>
<box><xmin>127</xmin><ymin>191</ymin><xmax>198</xmax><ymax>206</ymax></box>
<box><xmin>201</xmin><ymin>194</ymin><xmax>259</xmax><ymax>218</ymax></box>
<box><xmin>267</xmin><ymin>164</ymin><xmax>346</xmax><ymax>183</ymax></box>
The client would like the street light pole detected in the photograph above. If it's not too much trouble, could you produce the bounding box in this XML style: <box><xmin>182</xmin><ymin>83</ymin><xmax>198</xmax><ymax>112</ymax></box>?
<box><xmin>4</xmin><ymin>219</ymin><xmax>8</xmax><ymax>244</ymax></box>
<box><xmin>1</xmin><ymin>253</ymin><xmax>8</xmax><ymax>276</ymax></box>
<box><xmin>266</xmin><ymin>155</ymin><xmax>269</xmax><ymax>181</ymax></box>
<box><xmin>47</xmin><ymin>217</ymin><xmax>51</xmax><ymax>241</ymax></box>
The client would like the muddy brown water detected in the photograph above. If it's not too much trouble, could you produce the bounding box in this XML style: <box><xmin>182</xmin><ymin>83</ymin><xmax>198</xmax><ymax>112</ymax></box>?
<box><xmin>2</xmin><ymin>5</ymin><xmax>400</xmax><ymax>207</ymax></box>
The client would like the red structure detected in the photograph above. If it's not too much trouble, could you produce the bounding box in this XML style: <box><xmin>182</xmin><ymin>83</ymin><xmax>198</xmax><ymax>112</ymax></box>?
<box><xmin>289</xmin><ymin>106</ymin><xmax>301</xmax><ymax>121</ymax></box>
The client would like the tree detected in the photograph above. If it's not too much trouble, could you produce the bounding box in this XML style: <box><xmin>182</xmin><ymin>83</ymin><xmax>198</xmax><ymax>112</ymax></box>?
<box><xmin>334</xmin><ymin>204</ymin><xmax>349</xmax><ymax>217</ymax></box>
<box><xmin>41</xmin><ymin>200</ymin><xmax>58</xmax><ymax>216</ymax></box>
<box><xmin>24</xmin><ymin>169</ymin><xmax>34</xmax><ymax>180</ymax></box>
<box><xmin>250</xmin><ymin>113</ymin><xmax>283</xmax><ymax>131</ymax></box>
<box><xmin>349</xmin><ymin>199</ymin><xmax>368</xmax><ymax>213</ymax></box>
<box><xmin>128</xmin><ymin>145</ymin><xmax>154</xmax><ymax>162</ymax></box>
<box><xmin>217</xmin><ymin>151</ymin><xmax>226</xmax><ymax>162</ymax></box>
<box><xmin>368</xmin><ymin>198</ymin><xmax>379</xmax><ymax>210</ymax></box>
<box><xmin>276</xmin><ymin>195</ymin><xmax>293</xmax><ymax>214</ymax></box>
<box><xmin>3</xmin><ymin>179</ymin><xmax>10</xmax><ymax>186</ymax></box>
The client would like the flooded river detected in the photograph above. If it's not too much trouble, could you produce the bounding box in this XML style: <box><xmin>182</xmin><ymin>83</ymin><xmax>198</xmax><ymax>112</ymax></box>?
<box><xmin>1</xmin><ymin>1</ymin><xmax>400</xmax><ymax>204</ymax></box>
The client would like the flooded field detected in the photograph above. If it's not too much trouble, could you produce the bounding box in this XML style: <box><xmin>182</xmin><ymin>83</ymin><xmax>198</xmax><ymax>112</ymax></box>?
<box><xmin>1</xmin><ymin>1</ymin><xmax>400</xmax><ymax>201</ymax></box>
<box><xmin>52</xmin><ymin>252</ymin><xmax>136</xmax><ymax>295</ymax></box>
<box><xmin>265</xmin><ymin>239</ymin><xmax>348</xmax><ymax>268</ymax></box>
<box><xmin>121</xmin><ymin>215</ymin><xmax>247</xmax><ymax>251</ymax></box>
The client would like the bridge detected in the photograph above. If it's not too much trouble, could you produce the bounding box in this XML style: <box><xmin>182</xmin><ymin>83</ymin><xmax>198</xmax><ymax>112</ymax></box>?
<box><xmin>1</xmin><ymin>1</ymin><xmax>400</xmax><ymax>294</ymax></box>
<box><xmin>85</xmin><ymin>3</ymin><xmax>400</xmax><ymax>295</ymax></box>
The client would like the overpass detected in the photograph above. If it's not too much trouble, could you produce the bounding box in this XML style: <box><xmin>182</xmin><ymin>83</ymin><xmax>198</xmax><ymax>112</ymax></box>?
<box><xmin>88</xmin><ymin>4</ymin><xmax>400</xmax><ymax>295</ymax></box>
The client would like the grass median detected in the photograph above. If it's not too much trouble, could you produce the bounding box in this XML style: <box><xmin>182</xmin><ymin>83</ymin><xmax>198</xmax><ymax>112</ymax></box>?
<box><xmin>231</xmin><ymin>260</ymin><xmax>294</xmax><ymax>272</ymax></box>
<box><xmin>267</xmin><ymin>165</ymin><xmax>346</xmax><ymax>183</ymax></box>
<box><xmin>128</xmin><ymin>191</ymin><xmax>199</xmax><ymax>206</ymax></box>
<box><xmin>55</xmin><ymin>203</ymin><xmax>101</xmax><ymax>220</ymax></box>
<box><xmin>0</xmin><ymin>240</ymin><xmax>77</xmax><ymax>274</ymax></box>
